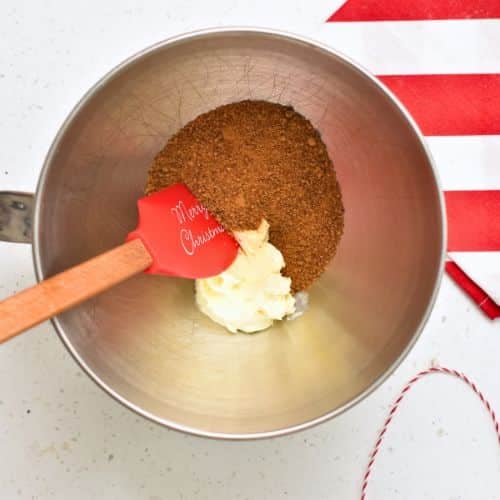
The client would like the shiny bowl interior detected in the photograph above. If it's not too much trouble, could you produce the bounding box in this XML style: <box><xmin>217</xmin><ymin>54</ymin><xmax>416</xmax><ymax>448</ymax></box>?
<box><xmin>34</xmin><ymin>29</ymin><xmax>444</xmax><ymax>438</ymax></box>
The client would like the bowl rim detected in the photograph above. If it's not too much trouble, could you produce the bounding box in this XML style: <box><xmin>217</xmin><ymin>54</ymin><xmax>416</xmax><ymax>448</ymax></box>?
<box><xmin>32</xmin><ymin>26</ymin><xmax>447</xmax><ymax>440</ymax></box>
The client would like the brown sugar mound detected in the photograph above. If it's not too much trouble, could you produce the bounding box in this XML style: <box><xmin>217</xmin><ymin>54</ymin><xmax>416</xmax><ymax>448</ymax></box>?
<box><xmin>146</xmin><ymin>100</ymin><xmax>344</xmax><ymax>291</ymax></box>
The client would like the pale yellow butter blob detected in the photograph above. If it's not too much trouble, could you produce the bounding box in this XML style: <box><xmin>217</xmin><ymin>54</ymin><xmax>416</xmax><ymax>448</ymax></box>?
<box><xmin>195</xmin><ymin>220</ymin><xmax>296</xmax><ymax>333</ymax></box>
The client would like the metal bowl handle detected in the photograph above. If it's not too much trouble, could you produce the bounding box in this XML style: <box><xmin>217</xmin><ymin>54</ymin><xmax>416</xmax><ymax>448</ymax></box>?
<box><xmin>0</xmin><ymin>192</ymin><xmax>34</xmax><ymax>244</ymax></box>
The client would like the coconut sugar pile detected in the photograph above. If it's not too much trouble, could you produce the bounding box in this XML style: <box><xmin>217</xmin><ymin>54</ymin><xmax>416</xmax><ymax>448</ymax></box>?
<box><xmin>146</xmin><ymin>100</ymin><xmax>344</xmax><ymax>291</ymax></box>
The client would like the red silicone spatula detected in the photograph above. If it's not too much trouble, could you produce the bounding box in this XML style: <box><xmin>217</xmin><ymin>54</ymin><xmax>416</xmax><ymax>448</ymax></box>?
<box><xmin>0</xmin><ymin>183</ymin><xmax>239</xmax><ymax>343</ymax></box>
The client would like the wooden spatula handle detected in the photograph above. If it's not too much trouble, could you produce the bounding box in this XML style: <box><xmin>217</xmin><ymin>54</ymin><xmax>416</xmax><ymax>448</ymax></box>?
<box><xmin>0</xmin><ymin>238</ymin><xmax>152</xmax><ymax>343</ymax></box>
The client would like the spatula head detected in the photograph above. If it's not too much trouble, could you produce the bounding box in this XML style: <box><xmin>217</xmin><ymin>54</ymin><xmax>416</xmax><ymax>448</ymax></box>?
<box><xmin>126</xmin><ymin>184</ymin><xmax>239</xmax><ymax>279</ymax></box>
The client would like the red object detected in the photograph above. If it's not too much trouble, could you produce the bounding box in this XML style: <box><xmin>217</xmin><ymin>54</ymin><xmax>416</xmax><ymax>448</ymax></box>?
<box><xmin>445</xmin><ymin>190</ymin><xmax>500</xmax><ymax>252</ymax></box>
<box><xmin>378</xmin><ymin>74</ymin><xmax>500</xmax><ymax>136</ymax></box>
<box><xmin>361</xmin><ymin>366</ymin><xmax>500</xmax><ymax>500</ymax></box>
<box><xmin>328</xmin><ymin>0</ymin><xmax>500</xmax><ymax>21</ymax></box>
<box><xmin>127</xmin><ymin>184</ymin><xmax>239</xmax><ymax>279</ymax></box>
<box><xmin>445</xmin><ymin>261</ymin><xmax>500</xmax><ymax>320</ymax></box>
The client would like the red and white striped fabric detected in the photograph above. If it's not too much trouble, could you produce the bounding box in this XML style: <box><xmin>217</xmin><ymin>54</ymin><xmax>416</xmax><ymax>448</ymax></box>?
<box><xmin>327</xmin><ymin>1</ymin><xmax>500</xmax><ymax>320</ymax></box>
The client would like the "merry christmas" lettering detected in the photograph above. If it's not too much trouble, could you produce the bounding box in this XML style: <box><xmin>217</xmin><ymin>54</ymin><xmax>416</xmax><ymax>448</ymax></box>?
<box><xmin>180</xmin><ymin>226</ymin><xmax>226</xmax><ymax>256</ymax></box>
<box><xmin>171</xmin><ymin>200</ymin><xmax>209</xmax><ymax>225</ymax></box>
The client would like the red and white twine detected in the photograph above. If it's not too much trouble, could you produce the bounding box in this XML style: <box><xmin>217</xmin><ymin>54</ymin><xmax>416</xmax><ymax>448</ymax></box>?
<box><xmin>361</xmin><ymin>366</ymin><xmax>500</xmax><ymax>500</ymax></box>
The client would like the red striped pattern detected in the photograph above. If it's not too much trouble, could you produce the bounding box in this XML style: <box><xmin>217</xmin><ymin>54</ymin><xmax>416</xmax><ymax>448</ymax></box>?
<box><xmin>361</xmin><ymin>367</ymin><xmax>500</xmax><ymax>500</ymax></box>
<box><xmin>328</xmin><ymin>0</ymin><xmax>500</xmax><ymax>21</ymax></box>
<box><xmin>378</xmin><ymin>74</ymin><xmax>500</xmax><ymax>136</ymax></box>
<box><xmin>445</xmin><ymin>191</ymin><xmax>500</xmax><ymax>252</ymax></box>
<box><xmin>326</xmin><ymin>10</ymin><xmax>500</xmax><ymax>312</ymax></box>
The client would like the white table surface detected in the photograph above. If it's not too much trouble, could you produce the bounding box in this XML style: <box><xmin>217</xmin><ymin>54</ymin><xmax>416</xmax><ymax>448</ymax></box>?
<box><xmin>1</xmin><ymin>1</ymin><xmax>499</xmax><ymax>499</ymax></box>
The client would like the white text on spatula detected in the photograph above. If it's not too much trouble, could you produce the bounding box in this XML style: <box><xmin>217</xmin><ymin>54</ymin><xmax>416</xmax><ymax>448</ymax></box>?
<box><xmin>180</xmin><ymin>226</ymin><xmax>226</xmax><ymax>256</ymax></box>
<box><xmin>171</xmin><ymin>199</ymin><xmax>226</xmax><ymax>256</ymax></box>
<box><xmin>171</xmin><ymin>201</ymin><xmax>209</xmax><ymax>224</ymax></box>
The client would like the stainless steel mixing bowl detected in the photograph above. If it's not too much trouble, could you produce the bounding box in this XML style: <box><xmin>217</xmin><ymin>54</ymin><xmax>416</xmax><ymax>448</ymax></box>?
<box><xmin>0</xmin><ymin>28</ymin><xmax>445</xmax><ymax>439</ymax></box>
